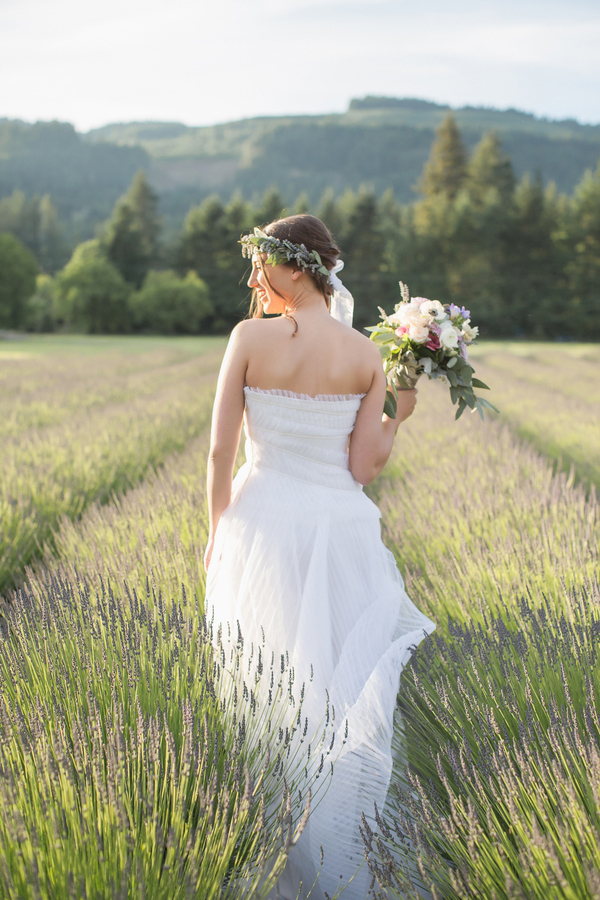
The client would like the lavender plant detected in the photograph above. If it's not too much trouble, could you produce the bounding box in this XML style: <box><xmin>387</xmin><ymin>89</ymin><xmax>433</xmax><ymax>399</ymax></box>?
<box><xmin>366</xmin><ymin>582</ymin><xmax>600</xmax><ymax>898</ymax></box>
<box><xmin>0</xmin><ymin>338</ymin><xmax>223</xmax><ymax>439</ymax></box>
<box><xmin>371</xmin><ymin>379</ymin><xmax>600</xmax><ymax>623</ymax></box>
<box><xmin>0</xmin><ymin>575</ymin><xmax>333</xmax><ymax>899</ymax></box>
<box><xmin>359</xmin><ymin>357</ymin><xmax>600</xmax><ymax>898</ymax></box>
<box><xmin>0</xmin><ymin>343</ymin><xmax>223</xmax><ymax>595</ymax></box>
<box><xmin>24</xmin><ymin>431</ymin><xmax>214</xmax><ymax>605</ymax></box>
<box><xmin>4</xmin><ymin>337</ymin><xmax>600</xmax><ymax>898</ymax></box>
<box><xmin>467</xmin><ymin>345</ymin><xmax>600</xmax><ymax>489</ymax></box>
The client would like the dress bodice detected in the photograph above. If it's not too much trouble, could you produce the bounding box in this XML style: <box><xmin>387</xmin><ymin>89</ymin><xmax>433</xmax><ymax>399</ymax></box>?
<box><xmin>243</xmin><ymin>386</ymin><xmax>365</xmax><ymax>492</ymax></box>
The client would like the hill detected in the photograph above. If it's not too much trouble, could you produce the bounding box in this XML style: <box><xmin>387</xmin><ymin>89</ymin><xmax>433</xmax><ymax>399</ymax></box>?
<box><xmin>86</xmin><ymin>97</ymin><xmax>600</xmax><ymax>210</ymax></box>
<box><xmin>0</xmin><ymin>119</ymin><xmax>148</xmax><ymax>241</ymax></box>
<box><xmin>2</xmin><ymin>98</ymin><xmax>600</xmax><ymax>239</ymax></box>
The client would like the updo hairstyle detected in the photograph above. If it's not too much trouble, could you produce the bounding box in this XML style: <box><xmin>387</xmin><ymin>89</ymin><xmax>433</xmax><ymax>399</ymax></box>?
<box><xmin>249</xmin><ymin>214</ymin><xmax>340</xmax><ymax>318</ymax></box>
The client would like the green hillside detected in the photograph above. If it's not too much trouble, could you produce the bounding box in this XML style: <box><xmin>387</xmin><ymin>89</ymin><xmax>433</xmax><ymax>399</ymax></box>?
<box><xmin>0</xmin><ymin>119</ymin><xmax>148</xmax><ymax>240</ymax></box>
<box><xmin>2</xmin><ymin>98</ymin><xmax>600</xmax><ymax>242</ymax></box>
<box><xmin>86</xmin><ymin>96</ymin><xmax>600</xmax><ymax>210</ymax></box>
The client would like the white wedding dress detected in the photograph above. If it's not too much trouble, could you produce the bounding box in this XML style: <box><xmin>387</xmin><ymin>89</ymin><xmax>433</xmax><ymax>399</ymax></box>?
<box><xmin>206</xmin><ymin>386</ymin><xmax>436</xmax><ymax>900</ymax></box>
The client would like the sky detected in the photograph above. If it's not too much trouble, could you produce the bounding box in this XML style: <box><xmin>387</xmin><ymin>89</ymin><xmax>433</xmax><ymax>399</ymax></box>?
<box><xmin>1</xmin><ymin>0</ymin><xmax>599</xmax><ymax>132</ymax></box>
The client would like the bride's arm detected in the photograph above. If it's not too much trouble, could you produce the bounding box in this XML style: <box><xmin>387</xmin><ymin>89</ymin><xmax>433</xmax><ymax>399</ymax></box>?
<box><xmin>205</xmin><ymin>325</ymin><xmax>248</xmax><ymax>569</ymax></box>
<box><xmin>348</xmin><ymin>344</ymin><xmax>416</xmax><ymax>486</ymax></box>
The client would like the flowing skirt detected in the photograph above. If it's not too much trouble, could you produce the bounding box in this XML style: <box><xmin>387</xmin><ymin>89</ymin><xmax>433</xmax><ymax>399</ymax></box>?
<box><xmin>206</xmin><ymin>461</ymin><xmax>436</xmax><ymax>900</ymax></box>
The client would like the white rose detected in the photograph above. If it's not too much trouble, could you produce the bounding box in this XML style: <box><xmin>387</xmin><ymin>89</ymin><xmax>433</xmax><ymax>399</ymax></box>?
<box><xmin>419</xmin><ymin>299</ymin><xmax>444</xmax><ymax>319</ymax></box>
<box><xmin>408</xmin><ymin>321</ymin><xmax>430</xmax><ymax>343</ymax></box>
<box><xmin>439</xmin><ymin>321</ymin><xmax>460</xmax><ymax>350</ymax></box>
<box><xmin>462</xmin><ymin>323</ymin><xmax>479</xmax><ymax>342</ymax></box>
<box><xmin>405</xmin><ymin>307</ymin><xmax>427</xmax><ymax>326</ymax></box>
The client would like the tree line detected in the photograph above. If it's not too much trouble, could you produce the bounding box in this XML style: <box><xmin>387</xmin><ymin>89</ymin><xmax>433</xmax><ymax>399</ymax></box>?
<box><xmin>1</xmin><ymin>114</ymin><xmax>599</xmax><ymax>339</ymax></box>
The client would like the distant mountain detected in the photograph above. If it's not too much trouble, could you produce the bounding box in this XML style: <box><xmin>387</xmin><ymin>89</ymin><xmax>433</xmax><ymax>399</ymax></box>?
<box><xmin>85</xmin><ymin>97</ymin><xmax>600</xmax><ymax>219</ymax></box>
<box><xmin>2</xmin><ymin>99</ymin><xmax>600</xmax><ymax>241</ymax></box>
<box><xmin>0</xmin><ymin>119</ymin><xmax>148</xmax><ymax>241</ymax></box>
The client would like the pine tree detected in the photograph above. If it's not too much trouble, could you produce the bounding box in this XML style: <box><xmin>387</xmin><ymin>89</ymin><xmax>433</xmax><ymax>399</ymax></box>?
<box><xmin>294</xmin><ymin>192</ymin><xmax>310</xmax><ymax>214</ymax></box>
<box><xmin>500</xmin><ymin>175</ymin><xmax>564</xmax><ymax>337</ymax></box>
<box><xmin>438</xmin><ymin>131</ymin><xmax>516</xmax><ymax>332</ymax></box>
<box><xmin>255</xmin><ymin>188</ymin><xmax>286</xmax><ymax>225</ymax></box>
<box><xmin>175</xmin><ymin>194</ymin><xmax>246</xmax><ymax>330</ymax></box>
<box><xmin>408</xmin><ymin>116</ymin><xmax>470</xmax><ymax>305</ymax></box>
<box><xmin>39</xmin><ymin>195</ymin><xmax>68</xmax><ymax>273</ymax></box>
<box><xmin>224</xmin><ymin>191</ymin><xmax>250</xmax><ymax>236</ymax></box>
<box><xmin>337</xmin><ymin>189</ymin><xmax>386</xmax><ymax>329</ymax></box>
<box><xmin>0</xmin><ymin>191</ymin><xmax>41</xmax><ymax>257</ymax></box>
<box><xmin>104</xmin><ymin>171</ymin><xmax>160</xmax><ymax>288</ymax></box>
<box><xmin>562</xmin><ymin>163</ymin><xmax>600</xmax><ymax>339</ymax></box>
<box><xmin>467</xmin><ymin>132</ymin><xmax>515</xmax><ymax>204</ymax></box>
<box><xmin>418</xmin><ymin>114</ymin><xmax>468</xmax><ymax>200</ymax></box>
<box><xmin>317</xmin><ymin>188</ymin><xmax>344</xmax><ymax>240</ymax></box>
<box><xmin>376</xmin><ymin>189</ymin><xmax>405</xmax><ymax>311</ymax></box>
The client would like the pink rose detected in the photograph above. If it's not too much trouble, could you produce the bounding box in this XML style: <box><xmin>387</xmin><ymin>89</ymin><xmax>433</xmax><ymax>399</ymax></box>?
<box><xmin>395</xmin><ymin>325</ymin><xmax>408</xmax><ymax>337</ymax></box>
<box><xmin>426</xmin><ymin>333</ymin><xmax>441</xmax><ymax>351</ymax></box>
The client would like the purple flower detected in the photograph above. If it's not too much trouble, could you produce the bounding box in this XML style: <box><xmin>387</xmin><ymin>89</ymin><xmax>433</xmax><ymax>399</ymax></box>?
<box><xmin>449</xmin><ymin>304</ymin><xmax>471</xmax><ymax>321</ymax></box>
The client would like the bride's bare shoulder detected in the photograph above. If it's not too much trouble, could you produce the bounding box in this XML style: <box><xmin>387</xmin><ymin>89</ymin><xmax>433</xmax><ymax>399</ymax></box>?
<box><xmin>231</xmin><ymin>316</ymin><xmax>379</xmax><ymax>364</ymax></box>
<box><xmin>231</xmin><ymin>317</ymin><xmax>287</xmax><ymax>341</ymax></box>
<box><xmin>334</xmin><ymin>319</ymin><xmax>381</xmax><ymax>359</ymax></box>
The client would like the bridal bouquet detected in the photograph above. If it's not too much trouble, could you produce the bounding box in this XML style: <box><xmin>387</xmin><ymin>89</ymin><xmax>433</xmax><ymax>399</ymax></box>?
<box><xmin>366</xmin><ymin>283</ymin><xmax>498</xmax><ymax>420</ymax></box>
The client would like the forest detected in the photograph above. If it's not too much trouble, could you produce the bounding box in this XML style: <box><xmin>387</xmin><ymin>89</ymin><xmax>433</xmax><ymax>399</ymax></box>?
<box><xmin>1</xmin><ymin>113</ymin><xmax>600</xmax><ymax>340</ymax></box>
<box><xmin>4</xmin><ymin>96</ymin><xmax>600</xmax><ymax>238</ymax></box>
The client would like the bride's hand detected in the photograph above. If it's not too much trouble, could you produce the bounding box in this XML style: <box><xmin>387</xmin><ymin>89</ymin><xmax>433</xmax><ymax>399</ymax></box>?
<box><xmin>388</xmin><ymin>388</ymin><xmax>417</xmax><ymax>427</ymax></box>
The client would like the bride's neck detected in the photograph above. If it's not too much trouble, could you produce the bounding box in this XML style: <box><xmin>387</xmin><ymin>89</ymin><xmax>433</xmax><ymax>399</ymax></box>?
<box><xmin>285</xmin><ymin>285</ymin><xmax>328</xmax><ymax>316</ymax></box>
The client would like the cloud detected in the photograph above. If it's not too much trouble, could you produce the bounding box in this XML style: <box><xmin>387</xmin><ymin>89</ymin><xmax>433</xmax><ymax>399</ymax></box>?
<box><xmin>0</xmin><ymin>0</ymin><xmax>599</xmax><ymax>129</ymax></box>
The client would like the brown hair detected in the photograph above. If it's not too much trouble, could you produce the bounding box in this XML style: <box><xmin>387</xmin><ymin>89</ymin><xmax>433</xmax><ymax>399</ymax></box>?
<box><xmin>247</xmin><ymin>214</ymin><xmax>340</xmax><ymax>319</ymax></box>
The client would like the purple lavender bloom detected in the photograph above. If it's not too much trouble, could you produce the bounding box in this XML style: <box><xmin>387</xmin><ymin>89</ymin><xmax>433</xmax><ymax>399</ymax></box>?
<box><xmin>448</xmin><ymin>304</ymin><xmax>461</xmax><ymax>319</ymax></box>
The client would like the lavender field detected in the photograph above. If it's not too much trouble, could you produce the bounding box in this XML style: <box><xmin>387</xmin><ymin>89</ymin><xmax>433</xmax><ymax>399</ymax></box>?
<box><xmin>1</xmin><ymin>335</ymin><xmax>599</xmax><ymax>899</ymax></box>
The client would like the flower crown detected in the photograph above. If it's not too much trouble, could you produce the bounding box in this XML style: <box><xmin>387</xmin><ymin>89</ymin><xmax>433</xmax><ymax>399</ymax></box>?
<box><xmin>240</xmin><ymin>228</ymin><xmax>331</xmax><ymax>281</ymax></box>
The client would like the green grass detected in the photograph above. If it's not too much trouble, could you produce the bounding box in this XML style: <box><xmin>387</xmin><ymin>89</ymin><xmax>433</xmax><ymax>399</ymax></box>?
<box><xmin>0</xmin><ymin>333</ymin><xmax>224</xmax><ymax>357</ymax></box>
<box><xmin>2</xmin><ymin>337</ymin><xmax>600</xmax><ymax>898</ymax></box>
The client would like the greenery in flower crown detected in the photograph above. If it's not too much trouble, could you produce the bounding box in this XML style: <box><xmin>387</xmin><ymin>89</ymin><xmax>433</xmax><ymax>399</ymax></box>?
<box><xmin>240</xmin><ymin>228</ymin><xmax>330</xmax><ymax>279</ymax></box>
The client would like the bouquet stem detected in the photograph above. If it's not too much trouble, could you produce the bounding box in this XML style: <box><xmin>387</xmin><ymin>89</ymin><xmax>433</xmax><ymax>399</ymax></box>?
<box><xmin>393</xmin><ymin>372</ymin><xmax>421</xmax><ymax>391</ymax></box>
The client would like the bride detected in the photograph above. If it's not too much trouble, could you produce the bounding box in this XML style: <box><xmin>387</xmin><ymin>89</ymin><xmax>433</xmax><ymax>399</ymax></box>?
<box><xmin>204</xmin><ymin>214</ymin><xmax>436</xmax><ymax>899</ymax></box>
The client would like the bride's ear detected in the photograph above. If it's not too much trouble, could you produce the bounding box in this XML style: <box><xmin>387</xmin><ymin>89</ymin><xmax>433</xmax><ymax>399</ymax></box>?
<box><xmin>290</xmin><ymin>267</ymin><xmax>303</xmax><ymax>281</ymax></box>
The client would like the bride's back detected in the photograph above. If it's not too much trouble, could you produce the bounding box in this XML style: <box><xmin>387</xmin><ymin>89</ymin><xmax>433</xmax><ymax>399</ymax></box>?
<box><xmin>242</xmin><ymin>309</ymin><xmax>378</xmax><ymax>398</ymax></box>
